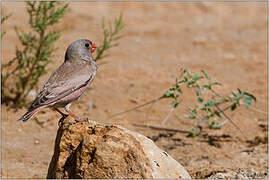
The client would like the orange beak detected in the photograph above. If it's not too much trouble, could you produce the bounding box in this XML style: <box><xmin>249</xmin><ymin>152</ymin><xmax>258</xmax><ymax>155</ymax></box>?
<box><xmin>91</xmin><ymin>43</ymin><xmax>97</xmax><ymax>53</ymax></box>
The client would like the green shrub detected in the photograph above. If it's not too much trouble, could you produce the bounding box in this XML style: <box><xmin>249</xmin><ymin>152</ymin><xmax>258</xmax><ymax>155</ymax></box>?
<box><xmin>2</xmin><ymin>2</ymin><xmax>68</xmax><ymax>108</ymax></box>
<box><xmin>94</xmin><ymin>12</ymin><xmax>124</xmax><ymax>63</ymax></box>
<box><xmin>1</xmin><ymin>14</ymin><xmax>12</xmax><ymax>37</ymax></box>
<box><xmin>1</xmin><ymin>2</ymin><xmax>124</xmax><ymax>108</ymax></box>
<box><xmin>162</xmin><ymin>68</ymin><xmax>256</xmax><ymax>136</ymax></box>
<box><xmin>110</xmin><ymin>67</ymin><xmax>257</xmax><ymax>137</ymax></box>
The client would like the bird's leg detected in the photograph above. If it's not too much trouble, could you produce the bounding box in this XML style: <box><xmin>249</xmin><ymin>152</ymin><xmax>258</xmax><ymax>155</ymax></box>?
<box><xmin>65</xmin><ymin>103</ymin><xmax>88</xmax><ymax>125</ymax></box>
<box><xmin>53</xmin><ymin>107</ymin><xmax>69</xmax><ymax>126</ymax></box>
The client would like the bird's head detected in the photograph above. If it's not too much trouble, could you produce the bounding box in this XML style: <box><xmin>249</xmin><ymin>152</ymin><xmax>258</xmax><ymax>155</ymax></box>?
<box><xmin>64</xmin><ymin>39</ymin><xmax>97</xmax><ymax>63</ymax></box>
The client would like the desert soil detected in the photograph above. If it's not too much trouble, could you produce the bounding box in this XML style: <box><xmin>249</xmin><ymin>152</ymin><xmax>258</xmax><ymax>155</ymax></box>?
<box><xmin>1</xmin><ymin>2</ymin><xmax>268</xmax><ymax>179</ymax></box>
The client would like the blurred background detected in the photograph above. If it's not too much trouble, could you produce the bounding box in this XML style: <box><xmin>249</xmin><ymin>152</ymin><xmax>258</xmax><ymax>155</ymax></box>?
<box><xmin>1</xmin><ymin>2</ymin><xmax>268</xmax><ymax>178</ymax></box>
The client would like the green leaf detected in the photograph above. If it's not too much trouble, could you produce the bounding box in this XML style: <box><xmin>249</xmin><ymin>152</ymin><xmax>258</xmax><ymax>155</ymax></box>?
<box><xmin>202</xmin><ymin>82</ymin><xmax>221</xmax><ymax>90</ymax></box>
<box><xmin>185</xmin><ymin>73</ymin><xmax>192</xmax><ymax>79</ymax></box>
<box><xmin>211</xmin><ymin>81</ymin><xmax>222</xmax><ymax>86</ymax></box>
<box><xmin>243</xmin><ymin>94</ymin><xmax>254</xmax><ymax>108</ymax></box>
<box><xmin>187</xmin><ymin>107</ymin><xmax>197</xmax><ymax>119</ymax></box>
<box><xmin>177</xmin><ymin>87</ymin><xmax>183</xmax><ymax>93</ymax></box>
<box><xmin>243</xmin><ymin>92</ymin><xmax>256</xmax><ymax>102</ymax></box>
<box><xmin>214</xmin><ymin>110</ymin><xmax>221</xmax><ymax>118</ymax></box>
<box><xmin>204</xmin><ymin>100</ymin><xmax>215</xmax><ymax>107</ymax></box>
<box><xmin>170</xmin><ymin>101</ymin><xmax>179</xmax><ymax>108</ymax></box>
<box><xmin>230</xmin><ymin>92</ymin><xmax>237</xmax><ymax>98</ymax></box>
<box><xmin>198</xmin><ymin>97</ymin><xmax>203</xmax><ymax>104</ymax></box>
<box><xmin>236</xmin><ymin>92</ymin><xmax>243</xmax><ymax>100</ymax></box>
<box><xmin>187</xmin><ymin>114</ymin><xmax>196</xmax><ymax>119</ymax></box>
<box><xmin>202</xmin><ymin>84</ymin><xmax>210</xmax><ymax>89</ymax></box>
<box><xmin>188</xmin><ymin>125</ymin><xmax>201</xmax><ymax>137</ymax></box>
<box><xmin>163</xmin><ymin>89</ymin><xmax>174</xmax><ymax>98</ymax></box>
<box><xmin>186</xmin><ymin>79</ymin><xmax>197</xmax><ymax>87</ymax></box>
<box><xmin>208</xmin><ymin>119</ymin><xmax>223</xmax><ymax>129</ymax></box>
<box><xmin>193</xmin><ymin>74</ymin><xmax>203</xmax><ymax>81</ymax></box>
<box><xmin>231</xmin><ymin>102</ymin><xmax>237</xmax><ymax>111</ymax></box>
<box><xmin>201</xmin><ymin>69</ymin><xmax>210</xmax><ymax>79</ymax></box>
<box><xmin>178</xmin><ymin>79</ymin><xmax>186</xmax><ymax>84</ymax></box>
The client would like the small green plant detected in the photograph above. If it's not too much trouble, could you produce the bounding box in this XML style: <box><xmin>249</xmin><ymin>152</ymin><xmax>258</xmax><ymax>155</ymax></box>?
<box><xmin>109</xmin><ymin>67</ymin><xmax>257</xmax><ymax>137</ymax></box>
<box><xmin>1</xmin><ymin>2</ymin><xmax>68</xmax><ymax>107</ymax></box>
<box><xmin>188</xmin><ymin>125</ymin><xmax>202</xmax><ymax>137</ymax></box>
<box><xmin>162</xmin><ymin>68</ymin><xmax>256</xmax><ymax>136</ymax></box>
<box><xmin>94</xmin><ymin>12</ymin><xmax>124</xmax><ymax>63</ymax></box>
<box><xmin>208</xmin><ymin>118</ymin><xmax>223</xmax><ymax>129</ymax></box>
<box><xmin>1</xmin><ymin>14</ymin><xmax>12</xmax><ymax>37</ymax></box>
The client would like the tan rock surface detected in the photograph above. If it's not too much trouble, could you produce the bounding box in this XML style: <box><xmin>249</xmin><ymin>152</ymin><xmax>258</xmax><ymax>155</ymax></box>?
<box><xmin>47</xmin><ymin>117</ymin><xmax>191</xmax><ymax>179</ymax></box>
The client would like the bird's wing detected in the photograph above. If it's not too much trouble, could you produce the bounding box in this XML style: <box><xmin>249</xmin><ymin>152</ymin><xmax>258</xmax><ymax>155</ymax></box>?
<box><xmin>29</xmin><ymin>74</ymin><xmax>93</xmax><ymax>110</ymax></box>
<box><xmin>28</xmin><ymin>63</ymin><xmax>95</xmax><ymax>111</ymax></box>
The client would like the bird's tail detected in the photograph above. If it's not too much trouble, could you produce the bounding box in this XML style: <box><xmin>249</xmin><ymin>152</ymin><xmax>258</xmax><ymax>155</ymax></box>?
<box><xmin>17</xmin><ymin>110</ymin><xmax>36</xmax><ymax>122</ymax></box>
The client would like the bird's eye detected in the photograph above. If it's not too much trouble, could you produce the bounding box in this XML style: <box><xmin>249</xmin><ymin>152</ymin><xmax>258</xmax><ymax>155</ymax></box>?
<box><xmin>85</xmin><ymin>43</ymin><xmax>90</xmax><ymax>48</ymax></box>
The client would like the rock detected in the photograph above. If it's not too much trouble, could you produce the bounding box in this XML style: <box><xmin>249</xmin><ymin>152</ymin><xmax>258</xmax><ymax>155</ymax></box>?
<box><xmin>208</xmin><ymin>172</ymin><xmax>231</xmax><ymax>179</ymax></box>
<box><xmin>47</xmin><ymin>117</ymin><xmax>191</xmax><ymax>179</ymax></box>
<box><xmin>205</xmin><ymin>168</ymin><xmax>267</xmax><ymax>179</ymax></box>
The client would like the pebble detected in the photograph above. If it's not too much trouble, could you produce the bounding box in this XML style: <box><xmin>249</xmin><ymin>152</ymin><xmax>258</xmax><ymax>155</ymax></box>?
<box><xmin>28</xmin><ymin>89</ymin><xmax>37</xmax><ymax>98</ymax></box>
<box><xmin>88</xmin><ymin>101</ymin><xmax>97</xmax><ymax>110</ymax></box>
<box><xmin>34</xmin><ymin>140</ymin><xmax>39</xmax><ymax>145</ymax></box>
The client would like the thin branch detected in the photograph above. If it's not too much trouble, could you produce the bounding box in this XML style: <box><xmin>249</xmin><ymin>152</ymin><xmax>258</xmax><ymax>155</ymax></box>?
<box><xmin>249</xmin><ymin>107</ymin><xmax>268</xmax><ymax>115</ymax></box>
<box><xmin>215</xmin><ymin>104</ymin><xmax>246</xmax><ymax>138</ymax></box>
<box><xmin>161</xmin><ymin>107</ymin><xmax>175</xmax><ymax>125</ymax></box>
<box><xmin>132</xmin><ymin>123</ymin><xmax>189</xmax><ymax>134</ymax></box>
<box><xmin>109</xmin><ymin>96</ymin><xmax>164</xmax><ymax>119</ymax></box>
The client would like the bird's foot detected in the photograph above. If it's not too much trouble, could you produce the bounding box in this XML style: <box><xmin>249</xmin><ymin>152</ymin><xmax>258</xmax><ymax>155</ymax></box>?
<box><xmin>68</xmin><ymin>117</ymin><xmax>89</xmax><ymax>125</ymax></box>
<box><xmin>58</xmin><ymin>113</ymin><xmax>69</xmax><ymax>126</ymax></box>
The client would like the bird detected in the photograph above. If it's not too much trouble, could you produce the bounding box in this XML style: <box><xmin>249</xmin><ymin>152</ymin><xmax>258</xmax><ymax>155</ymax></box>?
<box><xmin>17</xmin><ymin>39</ymin><xmax>98</xmax><ymax>125</ymax></box>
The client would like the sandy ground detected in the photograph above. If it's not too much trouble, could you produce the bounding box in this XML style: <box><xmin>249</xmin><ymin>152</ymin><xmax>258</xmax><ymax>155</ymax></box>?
<box><xmin>1</xmin><ymin>2</ymin><xmax>268</xmax><ymax>178</ymax></box>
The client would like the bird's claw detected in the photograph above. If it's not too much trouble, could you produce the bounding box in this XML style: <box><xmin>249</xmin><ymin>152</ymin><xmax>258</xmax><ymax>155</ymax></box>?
<box><xmin>58</xmin><ymin>114</ymin><xmax>69</xmax><ymax>126</ymax></box>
